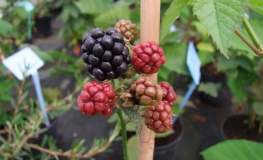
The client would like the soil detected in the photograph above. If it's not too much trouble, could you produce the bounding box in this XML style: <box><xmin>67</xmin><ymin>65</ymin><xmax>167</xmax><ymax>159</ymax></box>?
<box><xmin>223</xmin><ymin>115</ymin><xmax>263</xmax><ymax>143</ymax></box>
<box><xmin>155</xmin><ymin>119</ymin><xmax>182</xmax><ymax>147</ymax></box>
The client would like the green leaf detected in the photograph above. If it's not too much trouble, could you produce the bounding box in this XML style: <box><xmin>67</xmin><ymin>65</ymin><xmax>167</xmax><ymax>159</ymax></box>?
<box><xmin>127</xmin><ymin>135</ymin><xmax>138</xmax><ymax>160</ymax></box>
<box><xmin>155</xmin><ymin>129</ymin><xmax>173</xmax><ymax>137</ymax></box>
<box><xmin>115</xmin><ymin>0</ymin><xmax>139</xmax><ymax>6</ymax></box>
<box><xmin>0</xmin><ymin>19</ymin><xmax>12</xmax><ymax>36</ymax></box>
<box><xmin>196</xmin><ymin>42</ymin><xmax>215</xmax><ymax>53</ymax></box>
<box><xmin>121</xmin><ymin>105</ymin><xmax>142</xmax><ymax>135</ymax></box>
<box><xmin>172</xmin><ymin>105</ymin><xmax>182</xmax><ymax>115</ymax></box>
<box><xmin>130</xmin><ymin>8</ymin><xmax>140</xmax><ymax>30</ymax></box>
<box><xmin>227</xmin><ymin>78</ymin><xmax>246</xmax><ymax>99</ymax></box>
<box><xmin>75</xmin><ymin>0</ymin><xmax>113</xmax><ymax>15</ymax></box>
<box><xmin>162</xmin><ymin>42</ymin><xmax>189</xmax><ymax>75</ymax></box>
<box><xmin>228</xmin><ymin>67</ymin><xmax>256</xmax><ymax>99</ymax></box>
<box><xmin>158</xmin><ymin>66</ymin><xmax>171</xmax><ymax>83</ymax></box>
<box><xmin>198</xmin><ymin>82</ymin><xmax>221</xmax><ymax>97</ymax></box>
<box><xmin>193</xmin><ymin>0</ymin><xmax>246</xmax><ymax>58</ymax></box>
<box><xmin>249</xmin><ymin>77</ymin><xmax>263</xmax><ymax>100</ymax></box>
<box><xmin>160</xmin><ymin>31</ymin><xmax>182</xmax><ymax>45</ymax></box>
<box><xmin>94</xmin><ymin>6</ymin><xmax>130</xmax><ymax>30</ymax></box>
<box><xmin>160</xmin><ymin>0</ymin><xmax>190</xmax><ymax>41</ymax></box>
<box><xmin>248</xmin><ymin>0</ymin><xmax>263</xmax><ymax>15</ymax></box>
<box><xmin>253</xmin><ymin>101</ymin><xmax>263</xmax><ymax>116</ymax></box>
<box><xmin>198</xmin><ymin>51</ymin><xmax>214</xmax><ymax>67</ymax></box>
<box><xmin>216</xmin><ymin>59</ymin><xmax>240</xmax><ymax>72</ymax></box>
<box><xmin>49</xmin><ymin>50</ymin><xmax>76</xmax><ymax>63</ymax></box>
<box><xmin>201</xmin><ymin>140</ymin><xmax>263</xmax><ymax>160</ymax></box>
<box><xmin>126</xmin><ymin>122</ymin><xmax>136</xmax><ymax>132</ymax></box>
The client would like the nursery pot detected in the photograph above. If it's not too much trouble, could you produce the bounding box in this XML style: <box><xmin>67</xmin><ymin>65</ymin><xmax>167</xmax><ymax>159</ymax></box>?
<box><xmin>34</xmin><ymin>16</ymin><xmax>52</xmax><ymax>38</ymax></box>
<box><xmin>221</xmin><ymin>114</ymin><xmax>263</xmax><ymax>143</ymax></box>
<box><xmin>199</xmin><ymin>67</ymin><xmax>232</xmax><ymax>106</ymax></box>
<box><xmin>153</xmin><ymin>118</ymin><xmax>183</xmax><ymax>160</ymax></box>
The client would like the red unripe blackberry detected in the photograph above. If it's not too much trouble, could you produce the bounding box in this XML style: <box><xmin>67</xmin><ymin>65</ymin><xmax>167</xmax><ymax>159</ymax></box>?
<box><xmin>160</xmin><ymin>82</ymin><xmax>177</xmax><ymax>107</ymax></box>
<box><xmin>145</xmin><ymin>101</ymin><xmax>173</xmax><ymax>133</ymax></box>
<box><xmin>115</xmin><ymin>19</ymin><xmax>137</xmax><ymax>44</ymax></box>
<box><xmin>81</xmin><ymin>28</ymin><xmax>131</xmax><ymax>81</ymax></box>
<box><xmin>77</xmin><ymin>82</ymin><xmax>115</xmax><ymax>116</ymax></box>
<box><xmin>131</xmin><ymin>41</ymin><xmax>166</xmax><ymax>74</ymax></box>
<box><xmin>129</xmin><ymin>76</ymin><xmax>163</xmax><ymax>106</ymax></box>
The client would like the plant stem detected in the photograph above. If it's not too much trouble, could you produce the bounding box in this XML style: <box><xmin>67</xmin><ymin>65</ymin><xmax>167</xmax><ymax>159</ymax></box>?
<box><xmin>242</xmin><ymin>16</ymin><xmax>263</xmax><ymax>50</ymax></box>
<box><xmin>116</xmin><ymin>109</ymin><xmax>128</xmax><ymax>160</ymax></box>
<box><xmin>234</xmin><ymin>29</ymin><xmax>263</xmax><ymax>57</ymax></box>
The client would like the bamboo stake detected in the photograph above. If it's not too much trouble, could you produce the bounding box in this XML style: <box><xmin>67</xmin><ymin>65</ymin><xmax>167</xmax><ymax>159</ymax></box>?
<box><xmin>137</xmin><ymin>0</ymin><xmax>160</xmax><ymax>159</ymax></box>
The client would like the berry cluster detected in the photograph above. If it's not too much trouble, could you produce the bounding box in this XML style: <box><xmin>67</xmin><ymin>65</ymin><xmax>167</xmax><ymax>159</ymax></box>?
<box><xmin>81</xmin><ymin>28</ymin><xmax>131</xmax><ymax>81</ymax></box>
<box><xmin>129</xmin><ymin>76</ymin><xmax>163</xmax><ymax>106</ymax></box>
<box><xmin>145</xmin><ymin>101</ymin><xmax>173</xmax><ymax>133</ymax></box>
<box><xmin>131</xmin><ymin>41</ymin><xmax>166</xmax><ymax>74</ymax></box>
<box><xmin>78</xmin><ymin>20</ymin><xmax>176</xmax><ymax>134</ymax></box>
<box><xmin>115</xmin><ymin>19</ymin><xmax>137</xmax><ymax>44</ymax></box>
<box><xmin>77</xmin><ymin>82</ymin><xmax>115</xmax><ymax>116</ymax></box>
<box><xmin>160</xmin><ymin>82</ymin><xmax>177</xmax><ymax>107</ymax></box>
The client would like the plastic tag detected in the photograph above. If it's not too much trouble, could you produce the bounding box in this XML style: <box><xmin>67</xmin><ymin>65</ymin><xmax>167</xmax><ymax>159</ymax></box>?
<box><xmin>3</xmin><ymin>47</ymin><xmax>44</xmax><ymax>80</ymax></box>
<box><xmin>15</xmin><ymin>1</ymin><xmax>34</xmax><ymax>13</ymax></box>
<box><xmin>187</xmin><ymin>42</ymin><xmax>201</xmax><ymax>85</ymax></box>
<box><xmin>169</xmin><ymin>24</ymin><xmax>177</xmax><ymax>32</ymax></box>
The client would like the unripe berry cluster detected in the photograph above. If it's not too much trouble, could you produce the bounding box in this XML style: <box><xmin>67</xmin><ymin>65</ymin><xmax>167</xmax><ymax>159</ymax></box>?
<box><xmin>131</xmin><ymin>41</ymin><xmax>166</xmax><ymax>74</ymax></box>
<box><xmin>77</xmin><ymin>82</ymin><xmax>115</xmax><ymax>116</ymax></box>
<box><xmin>160</xmin><ymin>82</ymin><xmax>177</xmax><ymax>107</ymax></box>
<box><xmin>145</xmin><ymin>101</ymin><xmax>173</xmax><ymax>133</ymax></box>
<box><xmin>129</xmin><ymin>76</ymin><xmax>163</xmax><ymax>106</ymax></box>
<box><xmin>115</xmin><ymin>19</ymin><xmax>137</xmax><ymax>44</ymax></box>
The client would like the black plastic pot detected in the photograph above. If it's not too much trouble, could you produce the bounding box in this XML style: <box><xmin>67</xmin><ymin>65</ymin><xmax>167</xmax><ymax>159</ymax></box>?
<box><xmin>221</xmin><ymin>114</ymin><xmax>263</xmax><ymax>143</ymax></box>
<box><xmin>153</xmin><ymin>118</ymin><xmax>183</xmax><ymax>160</ymax></box>
<box><xmin>199</xmin><ymin>70</ymin><xmax>232</xmax><ymax>106</ymax></box>
<box><xmin>34</xmin><ymin>16</ymin><xmax>52</xmax><ymax>38</ymax></box>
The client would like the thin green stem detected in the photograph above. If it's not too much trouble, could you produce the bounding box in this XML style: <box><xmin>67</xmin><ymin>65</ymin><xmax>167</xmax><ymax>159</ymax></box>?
<box><xmin>234</xmin><ymin>29</ymin><xmax>263</xmax><ymax>57</ymax></box>
<box><xmin>242</xmin><ymin>16</ymin><xmax>263</xmax><ymax>50</ymax></box>
<box><xmin>116</xmin><ymin>109</ymin><xmax>128</xmax><ymax>160</ymax></box>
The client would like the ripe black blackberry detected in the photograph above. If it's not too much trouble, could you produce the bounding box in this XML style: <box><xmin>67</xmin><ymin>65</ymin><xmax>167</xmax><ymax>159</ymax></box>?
<box><xmin>81</xmin><ymin>28</ymin><xmax>131</xmax><ymax>81</ymax></box>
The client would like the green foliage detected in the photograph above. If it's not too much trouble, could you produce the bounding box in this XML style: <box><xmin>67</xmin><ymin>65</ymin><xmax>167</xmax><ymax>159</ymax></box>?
<box><xmin>198</xmin><ymin>82</ymin><xmax>221</xmax><ymax>97</ymax></box>
<box><xmin>160</xmin><ymin>0</ymin><xmax>190</xmax><ymax>41</ymax></box>
<box><xmin>33</xmin><ymin>0</ymin><xmax>53</xmax><ymax>18</ymax></box>
<box><xmin>253</xmin><ymin>101</ymin><xmax>263</xmax><ymax>116</ymax></box>
<box><xmin>162</xmin><ymin>42</ymin><xmax>189</xmax><ymax>75</ymax></box>
<box><xmin>75</xmin><ymin>0</ymin><xmax>113</xmax><ymax>15</ymax></box>
<box><xmin>121</xmin><ymin>105</ymin><xmax>142</xmax><ymax>135</ymax></box>
<box><xmin>248</xmin><ymin>0</ymin><xmax>263</xmax><ymax>16</ymax></box>
<box><xmin>2</xmin><ymin>3</ymin><xmax>30</xmax><ymax>43</ymax></box>
<box><xmin>94</xmin><ymin>5</ymin><xmax>131</xmax><ymax>30</ymax></box>
<box><xmin>0</xmin><ymin>19</ymin><xmax>13</xmax><ymax>36</ymax></box>
<box><xmin>193</xmin><ymin>0</ymin><xmax>246</xmax><ymax>58</ymax></box>
<box><xmin>201</xmin><ymin>140</ymin><xmax>263</xmax><ymax>160</ymax></box>
<box><xmin>56</xmin><ymin>0</ymin><xmax>93</xmax><ymax>46</ymax></box>
<box><xmin>43</xmin><ymin>88</ymin><xmax>62</xmax><ymax>103</ymax></box>
<box><xmin>127</xmin><ymin>135</ymin><xmax>138</xmax><ymax>160</ymax></box>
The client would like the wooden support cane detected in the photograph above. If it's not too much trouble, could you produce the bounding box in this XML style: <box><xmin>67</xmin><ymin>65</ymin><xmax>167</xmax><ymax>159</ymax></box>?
<box><xmin>137</xmin><ymin>0</ymin><xmax>160</xmax><ymax>159</ymax></box>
